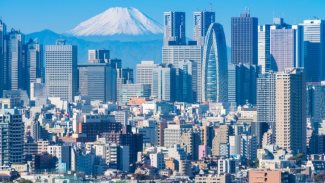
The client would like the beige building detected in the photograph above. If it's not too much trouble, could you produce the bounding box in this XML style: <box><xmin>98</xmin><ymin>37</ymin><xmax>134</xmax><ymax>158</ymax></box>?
<box><xmin>248</xmin><ymin>169</ymin><xmax>290</xmax><ymax>183</ymax></box>
<box><xmin>275</xmin><ymin>68</ymin><xmax>306</xmax><ymax>153</ymax></box>
<box><xmin>212</xmin><ymin>125</ymin><xmax>232</xmax><ymax>156</ymax></box>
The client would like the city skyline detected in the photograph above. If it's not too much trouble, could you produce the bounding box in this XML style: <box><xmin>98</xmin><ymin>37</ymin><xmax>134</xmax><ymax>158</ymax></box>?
<box><xmin>1</xmin><ymin>1</ymin><xmax>325</xmax><ymax>182</ymax></box>
<box><xmin>1</xmin><ymin>0</ymin><xmax>325</xmax><ymax>43</ymax></box>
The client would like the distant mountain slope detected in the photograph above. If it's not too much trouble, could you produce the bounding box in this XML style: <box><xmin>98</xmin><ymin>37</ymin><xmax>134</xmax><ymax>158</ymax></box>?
<box><xmin>68</xmin><ymin>7</ymin><xmax>162</xmax><ymax>36</ymax></box>
<box><xmin>26</xmin><ymin>29</ymin><xmax>163</xmax><ymax>68</ymax></box>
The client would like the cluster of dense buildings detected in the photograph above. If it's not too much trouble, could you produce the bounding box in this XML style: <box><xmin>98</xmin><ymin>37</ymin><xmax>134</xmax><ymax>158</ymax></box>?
<box><xmin>0</xmin><ymin>8</ymin><xmax>325</xmax><ymax>182</ymax></box>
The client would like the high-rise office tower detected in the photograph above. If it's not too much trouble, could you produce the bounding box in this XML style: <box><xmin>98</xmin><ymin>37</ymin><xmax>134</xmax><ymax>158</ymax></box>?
<box><xmin>258</xmin><ymin>24</ymin><xmax>271</xmax><ymax>73</ymax></box>
<box><xmin>152</xmin><ymin>64</ymin><xmax>174</xmax><ymax>102</ymax></box>
<box><xmin>162</xmin><ymin>45</ymin><xmax>202</xmax><ymax>102</ymax></box>
<box><xmin>78</xmin><ymin>63</ymin><xmax>117</xmax><ymax>102</ymax></box>
<box><xmin>276</xmin><ymin>68</ymin><xmax>306</xmax><ymax>153</ymax></box>
<box><xmin>0</xmin><ymin>20</ymin><xmax>6</xmax><ymax>96</ymax></box>
<box><xmin>270</xmin><ymin>19</ymin><xmax>304</xmax><ymax>72</ymax></box>
<box><xmin>122</xmin><ymin>68</ymin><xmax>133</xmax><ymax>84</ymax></box>
<box><xmin>136</xmin><ymin>60</ymin><xmax>158</xmax><ymax>86</ymax></box>
<box><xmin>6</xmin><ymin>29</ymin><xmax>25</xmax><ymax>91</ymax></box>
<box><xmin>45</xmin><ymin>40</ymin><xmax>78</xmax><ymax>101</ymax></box>
<box><xmin>307</xmin><ymin>82</ymin><xmax>325</xmax><ymax>127</ymax></box>
<box><xmin>228</xmin><ymin>64</ymin><xmax>258</xmax><ymax>106</ymax></box>
<box><xmin>175</xmin><ymin>60</ymin><xmax>196</xmax><ymax>103</ymax></box>
<box><xmin>303</xmin><ymin>19</ymin><xmax>325</xmax><ymax>82</ymax></box>
<box><xmin>163</xmin><ymin>11</ymin><xmax>186</xmax><ymax>46</ymax></box>
<box><xmin>231</xmin><ymin>9</ymin><xmax>258</xmax><ymax>65</ymax></box>
<box><xmin>201</xmin><ymin>23</ymin><xmax>228</xmax><ymax>103</ymax></box>
<box><xmin>257</xmin><ymin>72</ymin><xmax>276</xmax><ymax>144</ymax></box>
<box><xmin>88</xmin><ymin>49</ymin><xmax>110</xmax><ymax>64</ymax></box>
<box><xmin>25</xmin><ymin>39</ymin><xmax>43</xmax><ymax>96</ymax></box>
<box><xmin>193</xmin><ymin>11</ymin><xmax>215</xmax><ymax>45</ymax></box>
<box><xmin>0</xmin><ymin>109</ymin><xmax>24</xmax><ymax>166</ymax></box>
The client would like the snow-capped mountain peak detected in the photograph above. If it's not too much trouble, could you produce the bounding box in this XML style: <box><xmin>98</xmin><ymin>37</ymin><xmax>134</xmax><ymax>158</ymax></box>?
<box><xmin>68</xmin><ymin>7</ymin><xmax>163</xmax><ymax>36</ymax></box>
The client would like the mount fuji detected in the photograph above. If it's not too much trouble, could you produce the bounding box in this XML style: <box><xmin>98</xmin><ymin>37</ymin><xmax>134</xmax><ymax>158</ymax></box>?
<box><xmin>67</xmin><ymin>7</ymin><xmax>163</xmax><ymax>41</ymax></box>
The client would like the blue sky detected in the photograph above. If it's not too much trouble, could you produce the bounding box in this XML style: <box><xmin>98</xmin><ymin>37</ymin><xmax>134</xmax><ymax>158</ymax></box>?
<box><xmin>1</xmin><ymin>0</ymin><xmax>325</xmax><ymax>42</ymax></box>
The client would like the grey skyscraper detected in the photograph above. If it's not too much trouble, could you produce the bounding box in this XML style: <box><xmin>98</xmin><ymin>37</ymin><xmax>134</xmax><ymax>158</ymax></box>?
<box><xmin>276</xmin><ymin>68</ymin><xmax>306</xmax><ymax>153</ymax></box>
<box><xmin>303</xmin><ymin>19</ymin><xmax>325</xmax><ymax>82</ymax></box>
<box><xmin>152</xmin><ymin>65</ymin><xmax>173</xmax><ymax>102</ymax></box>
<box><xmin>7</xmin><ymin>29</ymin><xmax>24</xmax><ymax>91</ymax></box>
<box><xmin>231</xmin><ymin>10</ymin><xmax>258</xmax><ymax>65</ymax></box>
<box><xmin>78</xmin><ymin>63</ymin><xmax>117</xmax><ymax>102</ymax></box>
<box><xmin>25</xmin><ymin>39</ymin><xmax>43</xmax><ymax>95</ymax></box>
<box><xmin>307</xmin><ymin>82</ymin><xmax>325</xmax><ymax>127</ymax></box>
<box><xmin>0</xmin><ymin>109</ymin><xmax>24</xmax><ymax>166</ymax></box>
<box><xmin>136</xmin><ymin>60</ymin><xmax>158</xmax><ymax>86</ymax></box>
<box><xmin>258</xmin><ymin>24</ymin><xmax>271</xmax><ymax>73</ymax></box>
<box><xmin>270</xmin><ymin>19</ymin><xmax>304</xmax><ymax>72</ymax></box>
<box><xmin>45</xmin><ymin>40</ymin><xmax>78</xmax><ymax>101</ymax></box>
<box><xmin>193</xmin><ymin>11</ymin><xmax>215</xmax><ymax>45</ymax></box>
<box><xmin>163</xmin><ymin>11</ymin><xmax>186</xmax><ymax>45</ymax></box>
<box><xmin>257</xmin><ymin>72</ymin><xmax>276</xmax><ymax>144</ymax></box>
<box><xmin>175</xmin><ymin>60</ymin><xmax>196</xmax><ymax>103</ymax></box>
<box><xmin>88</xmin><ymin>49</ymin><xmax>110</xmax><ymax>64</ymax></box>
<box><xmin>228</xmin><ymin>64</ymin><xmax>258</xmax><ymax>106</ymax></box>
<box><xmin>0</xmin><ymin>20</ymin><xmax>6</xmax><ymax>96</ymax></box>
<box><xmin>201</xmin><ymin>23</ymin><xmax>228</xmax><ymax>103</ymax></box>
<box><xmin>162</xmin><ymin>46</ymin><xmax>202</xmax><ymax>102</ymax></box>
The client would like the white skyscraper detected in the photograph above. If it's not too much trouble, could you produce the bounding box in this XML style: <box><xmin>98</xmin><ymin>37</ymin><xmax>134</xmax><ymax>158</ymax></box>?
<box><xmin>136</xmin><ymin>60</ymin><xmax>158</xmax><ymax>86</ymax></box>
<box><xmin>45</xmin><ymin>40</ymin><xmax>78</xmax><ymax>101</ymax></box>
<box><xmin>258</xmin><ymin>24</ymin><xmax>271</xmax><ymax>73</ymax></box>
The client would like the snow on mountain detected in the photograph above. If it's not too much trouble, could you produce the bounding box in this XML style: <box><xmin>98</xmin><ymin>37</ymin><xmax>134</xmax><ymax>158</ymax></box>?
<box><xmin>68</xmin><ymin>7</ymin><xmax>163</xmax><ymax>36</ymax></box>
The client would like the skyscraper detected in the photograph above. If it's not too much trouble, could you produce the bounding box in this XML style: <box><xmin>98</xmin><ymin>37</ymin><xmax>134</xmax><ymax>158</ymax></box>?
<box><xmin>136</xmin><ymin>60</ymin><xmax>158</xmax><ymax>86</ymax></box>
<box><xmin>78</xmin><ymin>63</ymin><xmax>117</xmax><ymax>102</ymax></box>
<box><xmin>122</xmin><ymin>68</ymin><xmax>134</xmax><ymax>84</ymax></box>
<box><xmin>0</xmin><ymin>109</ymin><xmax>24</xmax><ymax>166</ymax></box>
<box><xmin>270</xmin><ymin>20</ymin><xmax>304</xmax><ymax>72</ymax></box>
<box><xmin>231</xmin><ymin>9</ymin><xmax>258</xmax><ymax>65</ymax></box>
<box><xmin>228</xmin><ymin>63</ymin><xmax>258</xmax><ymax>106</ymax></box>
<box><xmin>276</xmin><ymin>68</ymin><xmax>306</xmax><ymax>153</ymax></box>
<box><xmin>45</xmin><ymin>40</ymin><xmax>78</xmax><ymax>101</ymax></box>
<box><xmin>163</xmin><ymin>11</ymin><xmax>186</xmax><ymax>46</ymax></box>
<box><xmin>257</xmin><ymin>72</ymin><xmax>276</xmax><ymax>144</ymax></box>
<box><xmin>6</xmin><ymin>29</ymin><xmax>24</xmax><ymax>91</ymax></box>
<box><xmin>0</xmin><ymin>20</ymin><xmax>6</xmax><ymax>96</ymax></box>
<box><xmin>151</xmin><ymin>65</ymin><xmax>173</xmax><ymax>102</ymax></box>
<box><xmin>303</xmin><ymin>19</ymin><xmax>325</xmax><ymax>82</ymax></box>
<box><xmin>258</xmin><ymin>24</ymin><xmax>271</xmax><ymax>73</ymax></box>
<box><xmin>193</xmin><ymin>11</ymin><xmax>215</xmax><ymax>46</ymax></box>
<box><xmin>162</xmin><ymin>45</ymin><xmax>202</xmax><ymax>102</ymax></box>
<box><xmin>201</xmin><ymin>23</ymin><xmax>228</xmax><ymax>103</ymax></box>
<box><xmin>88</xmin><ymin>49</ymin><xmax>110</xmax><ymax>64</ymax></box>
<box><xmin>25</xmin><ymin>39</ymin><xmax>43</xmax><ymax>95</ymax></box>
<box><xmin>175</xmin><ymin>60</ymin><xmax>196</xmax><ymax>103</ymax></box>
